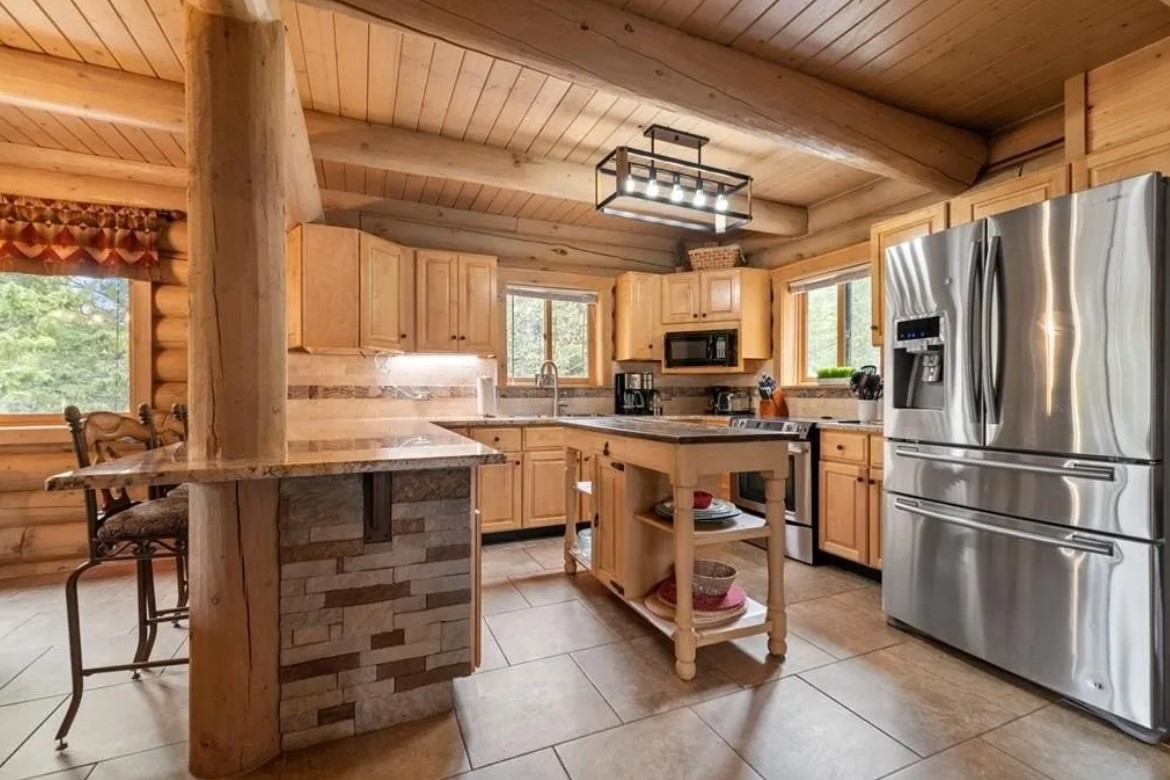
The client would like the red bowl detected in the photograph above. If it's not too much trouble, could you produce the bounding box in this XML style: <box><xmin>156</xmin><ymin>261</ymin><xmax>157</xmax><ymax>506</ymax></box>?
<box><xmin>693</xmin><ymin>490</ymin><xmax>714</xmax><ymax>510</ymax></box>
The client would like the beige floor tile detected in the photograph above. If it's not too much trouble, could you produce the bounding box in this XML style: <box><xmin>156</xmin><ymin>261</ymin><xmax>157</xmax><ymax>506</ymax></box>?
<box><xmin>0</xmin><ymin>611</ymin><xmax>133</xmax><ymax>655</ymax></box>
<box><xmin>0</xmin><ymin>696</ymin><xmax>65</xmax><ymax>768</ymax></box>
<box><xmin>20</xmin><ymin>769</ymin><xmax>92</xmax><ymax>780</ymax></box>
<box><xmin>576</xmin><ymin>591</ymin><xmax>655</xmax><ymax>641</ymax></box>
<box><xmin>455</xmin><ymin>748</ymin><xmax>567</xmax><ymax>780</ymax></box>
<box><xmin>829</xmin><ymin>584</ymin><xmax>884</xmax><ymax>616</ymax></box>
<box><xmin>740</xmin><ymin>564</ymin><xmax>872</xmax><ymax>607</ymax></box>
<box><xmin>884</xmin><ymin>738</ymin><xmax>1049</xmax><ymax>780</ymax></box>
<box><xmin>702</xmin><ymin>631</ymin><xmax>836</xmax><ymax>688</ymax></box>
<box><xmin>486</xmin><ymin>602</ymin><xmax>616</xmax><ymax>665</ymax></box>
<box><xmin>693</xmin><ymin>676</ymin><xmax>918</xmax><ymax>780</ymax></box>
<box><xmin>707</xmin><ymin>542</ymin><xmax>769</xmax><ymax>573</ymax></box>
<box><xmin>454</xmin><ymin>655</ymin><xmax>619</xmax><ymax>767</ymax></box>
<box><xmin>523</xmin><ymin>539</ymin><xmax>572</xmax><ymax>572</ymax></box>
<box><xmin>0</xmin><ymin>647</ymin><xmax>49</xmax><ymax>692</ymax></box>
<box><xmin>477</xmin><ymin>620</ymin><xmax>508</xmax><ymax>673</ymax></box>
<box><xmin>883</xmin><ymin>638</ymin><xmax>1050</xmax><ymax>717</ymax></box>
<box><xmin>572</xmin><ymin>636</ymin><xmax>739</xmax><ymax>722</ymax></box>
<box><xmin>0</xmin><ymin>675</ymin><xmax>189</xmax><ymax>780</ymax></box>
<box><xmin>801</xmin><ymin>649</ymin><xmax>1018</xmax><ymax>757</ymax></box>
<box><xmin>480</xmin><ymin>578</ymin><xmax>529</xmax><ymax>616</ymax></box>
<box><xmin>88</xmin><ymin>744</ymin><xmax>193</xmax><ymax>780</ymax></box>
<box><xmin>252</xmin><ymin>711</ymin><xmax>469</xmax><ymax>779</ymax></box>
<box><xmin>481</xmin><ymin>547</ymin><xmax>545</xmax><ymax>579</ymax></box>
<box><xmin>555</xmin><ymin>707</ymin><xmax>762</xmax><ymax>780</ymax></box>
<box><xmin>0</xmin><ymin>629</ymin><xmax>188</xmax><ymax>706</ymax></box>
<box><xmin>510</xmin><ymin>571</ymin><xmax>605</xmax><ymax>608</ymax></box>
<box><xmin>786</xmin><ymin>596</ymin><xmax>907</xmax><ymax>659</ymax></box>
<box><xmin>982</xmin><ymin>703</ymin><xmax>1170</xmax><ymax>780</ymax></box>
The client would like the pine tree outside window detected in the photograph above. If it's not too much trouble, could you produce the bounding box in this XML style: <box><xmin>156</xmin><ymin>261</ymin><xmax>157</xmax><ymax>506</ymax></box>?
<box><xmin>505</xmin><ymin>285</ymin><xmax>597</xmax><ymax>385</ymax></box>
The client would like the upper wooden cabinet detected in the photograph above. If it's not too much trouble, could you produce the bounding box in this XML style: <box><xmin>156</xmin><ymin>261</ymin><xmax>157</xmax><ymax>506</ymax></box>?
<box><xmin>615</xmin><ymin>272</ymin><xmax>661</xmax><ymax>361</ymax></box>
<box><xmin>661</xmin><ymin>273</ymin><xmax>700</xmax><ymax>325</ymax></box>
<box><xmin>699</xmin><ymin>269</ymin><xmax>742</xmax><ymax>321</ymax></box>
<box><xmin>359</xmin><ymin>233</ymin><xmax>414</xmax><ymax>352</ymax></box>
<box><xmin>949</xmin><ymin>166</ymin><xmax>1070</xmax><ymax>225</ymax></box>
<box><xmin>415</xmin><ymin>251</ymin><xmax>498</xmax><ymax>354</ymax></box>
<box><xmin>869</xmin><ymin>204</ymin><xmax>948</xmax><ymax>347</ymax></box>
<box><xmin>1074</xmin><ymin>131</ymin><xmax>1170</xmax><ymax>190</ymax></box>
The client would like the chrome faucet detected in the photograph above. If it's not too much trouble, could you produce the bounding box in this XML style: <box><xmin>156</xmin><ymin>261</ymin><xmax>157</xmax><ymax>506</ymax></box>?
<box><xmin>535</xmin><ymin>360</ymin><xmax>561</xmax><ymax>417</ymax></box>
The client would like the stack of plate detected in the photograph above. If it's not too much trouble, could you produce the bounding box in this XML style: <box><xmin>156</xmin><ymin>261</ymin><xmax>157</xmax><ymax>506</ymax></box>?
<box><xmin>643</xmin><ymin>576</ymin><xmax>748</xmax><ymax>626</ymax></box>
<box><xmin>653</xmin><ymin>497</ymin><xmax>741</xmax><ymax>528</ymax></box>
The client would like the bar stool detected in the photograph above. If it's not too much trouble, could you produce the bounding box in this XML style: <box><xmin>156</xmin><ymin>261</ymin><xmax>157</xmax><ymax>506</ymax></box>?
<box><xmin>56</xmin><ymin>404</ymin><xmax>190</xmax><ymax>750</ymax></box>
<box><xmin>138</xmin><ymin>403</ymin><xmax>190</xmax><ymax>619</ymax></box>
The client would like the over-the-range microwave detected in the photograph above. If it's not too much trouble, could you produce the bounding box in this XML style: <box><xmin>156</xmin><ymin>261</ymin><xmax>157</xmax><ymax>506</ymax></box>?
<box><xmin>663</xmin><ymin>329</ymin><xmax>738</xmax><ymax>368</ymax></box>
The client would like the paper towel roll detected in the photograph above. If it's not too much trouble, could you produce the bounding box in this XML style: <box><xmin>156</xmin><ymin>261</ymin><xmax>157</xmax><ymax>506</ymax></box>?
<box><xmin>476</xmin><ymin>376</ymin><xmax>497</xmax><ymax>417</ymax></box>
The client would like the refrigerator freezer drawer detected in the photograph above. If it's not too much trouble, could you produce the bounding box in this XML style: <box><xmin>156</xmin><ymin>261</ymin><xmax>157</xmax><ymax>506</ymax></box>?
<box><xmin>883</xmin><ymin>494</ymin><xmax>1166</xmax><ymax>735</ymax></box>
<box><xmin>886</xmin><ymin>441</ymin><xmax>1162</xmax><ymax>541</ymax></box>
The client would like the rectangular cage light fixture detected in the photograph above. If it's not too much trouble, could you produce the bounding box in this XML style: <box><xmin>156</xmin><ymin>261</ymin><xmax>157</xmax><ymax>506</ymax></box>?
<box><xmin>595</xmin><ymin>125</ymin><xmax>752</xmax><ymax>234</ymax></box>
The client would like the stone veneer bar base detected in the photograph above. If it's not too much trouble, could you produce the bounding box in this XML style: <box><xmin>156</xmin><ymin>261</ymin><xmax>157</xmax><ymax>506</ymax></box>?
<box><xmin>275</xmin><ymin>469</ymin><xmax>474</xmax><ymax>750</ymax></box>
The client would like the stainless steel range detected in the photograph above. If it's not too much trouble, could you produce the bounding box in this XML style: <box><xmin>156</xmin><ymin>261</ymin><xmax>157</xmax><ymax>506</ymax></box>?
<box><xmin>882</xmin><ymin>173</ymin><xmax>1170</xmax><ymax>742</ymax></box>
<box><xmin>729</xmin><ymin>418</ymin><xmax>817</xmax><ymax>564</ymax></box>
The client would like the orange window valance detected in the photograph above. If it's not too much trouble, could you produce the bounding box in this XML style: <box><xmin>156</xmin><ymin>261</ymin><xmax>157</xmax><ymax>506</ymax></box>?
<box><xmin>0</xmin><ymin>194</ymin><xmax>159</xmax><ymax>267</ymax></box>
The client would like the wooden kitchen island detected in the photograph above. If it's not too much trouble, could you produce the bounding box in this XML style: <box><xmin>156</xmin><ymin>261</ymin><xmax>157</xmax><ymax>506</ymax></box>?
<box><xmin>561</xmin><ymin>418</ymin><xmax>790</xmax><ymax>680</ymax></box>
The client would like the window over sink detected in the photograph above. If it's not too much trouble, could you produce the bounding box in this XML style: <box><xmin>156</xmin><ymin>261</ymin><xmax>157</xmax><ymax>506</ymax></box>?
<box><xmin>504</xmin><ymin>285</ymin><xmax>597</xmax><ymax>385</ymax></box>
<box><xmin>791</xmin><ymin>265</ymin><xmax>880</xmax><ymax>380</ymax></box>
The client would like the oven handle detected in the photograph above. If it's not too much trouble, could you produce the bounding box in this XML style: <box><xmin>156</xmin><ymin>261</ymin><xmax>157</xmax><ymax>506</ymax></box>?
<box><xmin>893</xmin><ymin>498</ymin><xmax>1117</xmax><ymax>557</ymax></box>
<box><xmin>893</xmin><ymin>446</ymin><xmax>1115</xmax><ymax>482</ymax></box>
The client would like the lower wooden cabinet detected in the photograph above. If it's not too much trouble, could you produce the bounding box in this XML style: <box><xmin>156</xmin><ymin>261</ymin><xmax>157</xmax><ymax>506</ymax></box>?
<box><xmin>522</xmin><ymin>449</ymin><xmax>567</xmax><ymax>528</ymax></box>
<box><xmin>477</xmin><ymin>457</ymin><xmax>522</xmax><ymax>534</ymax></box>
<box><xmin>867</xmin><ymin>468</ymin><xmax>883</xmax><ymax>569</ymax></box>
<box><xmin>594</xmin><ymin>455</ymin><xmax>627</xmax><ymax>589</ymax></box>
<box><xmin>818</xmin><ymin>460</ymin><xmax>869</xmax><ymax>563</ymax></box>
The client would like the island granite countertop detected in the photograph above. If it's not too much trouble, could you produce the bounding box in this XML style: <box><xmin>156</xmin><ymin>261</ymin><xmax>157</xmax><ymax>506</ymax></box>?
<box><xmin>45</xmin><ymin>418</ymin><xmax>505</xmax><ymax>491</ymax></box>
<box><xmin>560</xmin><ymin>416</ymin><xmax>796</xmax><ymax>444</ymax></box>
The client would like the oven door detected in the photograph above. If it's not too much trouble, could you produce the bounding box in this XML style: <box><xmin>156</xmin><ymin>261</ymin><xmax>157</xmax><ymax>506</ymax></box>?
<box><xmin>732</xmin><ymin>443</ymin><xmax>811</xmax><ymax>521</ymax></box>
<box><xmin>664</xmin><ymin>331</ymin><xmax>737</xmax><ymax>367</ymax></box>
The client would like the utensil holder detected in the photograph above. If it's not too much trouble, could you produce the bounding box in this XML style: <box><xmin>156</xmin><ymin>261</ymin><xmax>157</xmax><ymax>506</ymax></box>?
<box><xmin>758</xmin><ymin>398</ymin><xmax>778</xmax><ymax>417</ymax></box>
<box><xmin>858</xmin><ymin>399</ymin><xmax>879</xmax><ymax>423</ymax></box>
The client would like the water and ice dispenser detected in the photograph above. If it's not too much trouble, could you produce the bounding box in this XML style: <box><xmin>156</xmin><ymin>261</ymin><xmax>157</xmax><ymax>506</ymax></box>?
<box><xmin>892</xmin><ymin>315</ymin><xmax>945</xmax><ymax>410</ymax></box>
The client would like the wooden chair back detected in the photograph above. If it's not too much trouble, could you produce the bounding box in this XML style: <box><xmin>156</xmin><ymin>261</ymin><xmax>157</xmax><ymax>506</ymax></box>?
<box><xmin>138</xmin><ymin>404</ymin><xmax>189</xmax><ymax>448</ymax></box>
<box><xmin>64</xmin><ymin>405</ymin><xmax>155</xmax><ymax>532</ymax></box>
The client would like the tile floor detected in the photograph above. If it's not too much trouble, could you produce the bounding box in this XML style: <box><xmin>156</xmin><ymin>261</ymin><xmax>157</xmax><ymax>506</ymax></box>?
<box><xmin>2</xmin><ymin>539</ymin><xmax>1170</xmax><ymax>779</ymax></box>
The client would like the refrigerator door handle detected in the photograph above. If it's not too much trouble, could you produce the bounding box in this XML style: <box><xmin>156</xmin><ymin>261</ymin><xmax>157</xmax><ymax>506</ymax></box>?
<box><xmin>965</xmin><ymin>240</ymin><xmax>983</xmax><ymax>424</ymax></box>
<box><xmin>981</xmin><ymin>236</ymin><xmax>1002</xmax><ymax>423</ymax></box>
<box><xmin>893</xmin><ymin>498</ymin><xmax>1118</xmax><ymax>557</ymax></box>
<box><xmin>893</xmin><ymin>446</ymin><xmax>1117</xmax><ymax>481</ymax></box>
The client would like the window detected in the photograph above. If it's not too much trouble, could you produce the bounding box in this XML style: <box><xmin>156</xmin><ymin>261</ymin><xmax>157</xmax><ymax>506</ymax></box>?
<box><xmin>505</xmin><ymin>285</ymin><xmax>597</xmax><ymax>384</ymax></box>
<box><xmin>0</xmin><ymin>273</ymin><xmax>132</xmax><ymax>416</ymax></box>
<box><xmin>794</xmin><ymin>267</ymin><xmax>880</xmax><ymax>380</ymax></box>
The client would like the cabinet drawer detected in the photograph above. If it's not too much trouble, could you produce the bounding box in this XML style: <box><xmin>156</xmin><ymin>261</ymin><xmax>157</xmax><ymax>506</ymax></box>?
<box><xmin>868</xmin><ymin>436</ymin><xmax>884</xmax><ymax>468</ymax></box>
<box><xmin>523</xmin><ymin>426</ymin><xmax>565</xmax><ymax>450</ymax></box>
<box><xmin>469</xmin><ymin>427</ymin><xmax>522</xmax><ymax>451</ymax></box>
<box><xmin>821</xmin><ymin>430</ymin><xmax>868</xmax><ymax>464</ymax></box>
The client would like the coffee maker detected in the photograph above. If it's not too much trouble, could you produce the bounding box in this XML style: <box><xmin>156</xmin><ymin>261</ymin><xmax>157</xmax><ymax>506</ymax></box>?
<box><xmin>615</xmin><ymin>372</ymin><xmax>655</xmax><ymax>415</ymax></box>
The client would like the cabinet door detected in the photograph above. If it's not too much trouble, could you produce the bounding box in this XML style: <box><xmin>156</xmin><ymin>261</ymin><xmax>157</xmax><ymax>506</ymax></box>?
<box><xmin>869</xmin><ymin>204</ymin><xmax>947</xmax><ymax>347</ymax></box>
<box><xmin>1076</xmin><ymin>132</ymin><xmax>1170</xmax><ymax>190</ymax></box>
<box><xmin>360</xmin><ymin>234</ymin><xmax>414</xmax><ymax>351</ymax></box>
<box><xmin>867</xmin><ymin>468</ymin><xmax>883</xmax><ymax>570</ymax></box>
<box><xmin>523</xmin><ymin>449</ymin><xmax>567</xmax><ymax>527</ymax></box>
<box><xmin>615</xmin><ymin>272</ymin><xmax>661</xmax><ymax>361</ymax></box>
<box><xmin>594</xmin><ymin>455</ymin><xmax>626</xmax><ymax>588</ymax></box>
<box><xmin>415</xmin><ymin>251</ymin><xmax>459</xmax><ymax>352</ymax></box>
<box><xmin>458</xmin><ymin>254</ymin><xmax>498</xmax><ymax>354</ymax></box>
<box><xmin>818</xmin><ymin>461</ymin><xmax>868</xmax><ymax>563</ymax></box>
<box><xmin>949</xmin><ymin>166</ymin><xmax>1070</xmax><ymax>226</ymax></box>
<box><xmin>478</xmin><ymin>458</ymin><xmax>522</xmax><ymax>534</ymax></box>
<box><xmin>297</xmin><ymin>224</ymin><xmax>361</xmax><ymax>350</ymax></box>
<box><xmin>699</xmin><ymin>269</ymin><xmax>741</xmax><ymax>321</ymax></box>
<box><xmin>661</xmin><ymin>274</ymin><xmax>700</xmax><ymax>325</ymax></box>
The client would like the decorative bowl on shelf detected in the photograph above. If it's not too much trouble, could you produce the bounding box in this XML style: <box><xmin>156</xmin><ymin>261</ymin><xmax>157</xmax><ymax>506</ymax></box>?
<box><xmin>693</xmin><ymin>490</ymin><xmax>714</xmax><ymax>510</ymax></box>
<box><xmin>693</xmin><ymin>559</ymin><xmax>737</xmax><ymax>598</ymax></box>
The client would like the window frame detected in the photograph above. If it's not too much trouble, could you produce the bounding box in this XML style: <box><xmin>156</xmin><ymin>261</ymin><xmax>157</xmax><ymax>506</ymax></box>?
<box><xmin>0</xmin><ymin>274</ymin><xmax>152</xmax><ymax>426</ymax></box>
<box><xmin>504</xmin><ymin>292</ymin><xmax>598</xmax><ymax>387</ymax></box>
<box><xmin>796</xmin><ymin>278</ymin><xmax>871</xmax><ymax>382</ymax></box>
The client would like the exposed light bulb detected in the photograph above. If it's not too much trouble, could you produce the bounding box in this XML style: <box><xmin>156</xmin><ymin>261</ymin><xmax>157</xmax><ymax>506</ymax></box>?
<box><xmin>670</xmin><ymin>175</ymin><xmax>684</xmax><ymax>203</ymax></box>
<box><xmin>692</xmin><ymin>187</ymin><xmax>707</xmax><ymax>208</ymax></box>
<box><xmin>645</xmin><ymin>173</ymin><xmax>659</xmax><ymax>199</ymax></box>
<box><xmin>623</xmin><ymin>174</ymin><xmax>637</xmax><ymax>193</ymax></box>
<box><xmin>714</xmin><ymin>186</ymin><xmax>728</xmax><ymax>212</ymax></box>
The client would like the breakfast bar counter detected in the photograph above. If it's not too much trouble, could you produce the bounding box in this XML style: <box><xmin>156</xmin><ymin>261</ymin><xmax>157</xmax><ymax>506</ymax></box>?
<box><xmin>46</xmin><ymin>418</ymin><xmax>503</xmax><ymax>776</ymax></box>
<box><xmin>560</xmin><ymin>417</ymin><xmax>790</xmax><ymax>680</ymax></box>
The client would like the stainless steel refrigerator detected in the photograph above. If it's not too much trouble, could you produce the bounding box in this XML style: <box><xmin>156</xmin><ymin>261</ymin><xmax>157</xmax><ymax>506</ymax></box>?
<box><xmin>882</xmin><ymin>173</ymin><xmax>1170</xmax><ymax>742</ymax></box>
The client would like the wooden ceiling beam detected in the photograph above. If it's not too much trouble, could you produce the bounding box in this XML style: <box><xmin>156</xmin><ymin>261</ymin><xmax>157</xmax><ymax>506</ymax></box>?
<box><xmin>0</xmin><ymin>164</ymin><xmax>186</xmax><ymax>210</ymax></box>
<box><xmin>0</xmin><ymin>142</ymin><xmax>186</xmax><ymax>190</ymax></box>
<box><xmin>320</xmin><ymin>0</ymin><xmax>988</xmax><ymax>194</ymax></box>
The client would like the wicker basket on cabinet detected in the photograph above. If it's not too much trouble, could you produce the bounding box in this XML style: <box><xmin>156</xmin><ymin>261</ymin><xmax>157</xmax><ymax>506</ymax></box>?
<box><xmin>687</xmin><ymin>244</ymin><xmax>742</xmax><ymax>270</ymax></box>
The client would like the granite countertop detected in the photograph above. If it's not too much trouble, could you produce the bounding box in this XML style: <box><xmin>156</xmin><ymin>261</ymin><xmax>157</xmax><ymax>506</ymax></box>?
<box><xmin>814</xmin><ymin>420</ymin><xmax>885</xmax><ymax>434</ymax></box>
<box><xmin>45</xmin><ymin>418</ymin><xmax>506</xmax><ymax>491</ymax></box>
<box><xmin>561</xmin><ymin>416</ymin><xmax>794</xmax><ymax>444</ymax></box>
<box><xmin>431</xmin><ymin>415</ymin><xmax>735</xmax><ymax>428</ymax></box>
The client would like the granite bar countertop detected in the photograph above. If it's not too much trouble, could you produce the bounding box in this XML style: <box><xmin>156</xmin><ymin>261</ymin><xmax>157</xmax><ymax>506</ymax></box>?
<box><xmin>561</xmin><ymin>416</ymin><xmax>794</xmax><ymax>444</ymax></box>
<box><xmin>815</xmin><ymin>420</ymin><xmax>885</xmax><ymax>434</ymax></box>
<box><xmin>431</xmin><ymin>414</ymin><xmax>735</xmax><ymax>428</ymax></box>
<box><xmin>45</xmin><ymin>418</ymin><xmax>505</xmax><ymax>491</ymax></box>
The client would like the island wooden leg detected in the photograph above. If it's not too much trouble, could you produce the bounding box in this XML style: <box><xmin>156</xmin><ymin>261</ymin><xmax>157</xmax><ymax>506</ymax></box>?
<box><xmin>564</xmin><ymin>446</ymin><xmax>578</xmax><ymax>574</ymax></box>
<box><xmin>672</xmin><ymin>482</ymin><xmax>697</xmax><ymax>681</ymax></box>
<box><xmin>765</xmin><ymin>473</ymin><xmax>788</xmax><ymax>657</ymax></box>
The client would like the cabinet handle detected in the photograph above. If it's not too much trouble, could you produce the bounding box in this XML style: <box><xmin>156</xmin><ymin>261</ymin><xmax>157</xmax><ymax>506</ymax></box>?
<box><xmin>493</xmin><ymin>436</ymin><xmax>500</xmax><ymax>442</ymax></box>
<box><xmin>701</xmin><ymin>313</ymin><xmax>707</xmax><ymax>317</ymax></box>
<box><xmin>868</xmin><ymin>479</ymin><xmax>876</xmax><ymax>485</ymax></box>
<box><xmin>400</xmin><ymin>333</ymin><xmax>407</xmax><ymax>339</ymax></box>
<box><xmin>693</xmin><ymin>313</ymin><xmax>698</xmax><ymax>318</ymax></box>
<box><xmin>856</xmin><ymin>476</ymin><xmax>864</xmax><ymax>483</ymax></box>
<box><xmin>836</xmin><ymin>444</ymin><xmax>845</xmax><ymax>450</ymax></box>
<box><xmin>450</xmin><ymin>335</ymin><xmax>457</xmax><ymax>340</ymax></box>
<box><xmin>459</xmin><ymin>335</ymin><xmax>467</xmax><ymax>340</ymax></box>
<box><xmin>602</xmin><ymin>442</ymin><xmax>610</xmax><ymax>456</ymax></box>
<box><xmin>871</xmin><ymin>325</ymin><xmax>879</xmax><ymax>331</ymax></box>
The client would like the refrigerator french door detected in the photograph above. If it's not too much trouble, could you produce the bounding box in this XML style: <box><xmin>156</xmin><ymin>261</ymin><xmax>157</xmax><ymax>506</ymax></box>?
<box><xmin>882</xmin><ymin>173</ymin><xmax>1170</xmax><ymax>742</ymax></box>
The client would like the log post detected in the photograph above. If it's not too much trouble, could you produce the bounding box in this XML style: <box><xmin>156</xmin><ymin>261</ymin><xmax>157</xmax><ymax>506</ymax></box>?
<box><xmin>184</xmin><ymin>3</ymin><xmax>286</xmax><ymax>777</ymax></box>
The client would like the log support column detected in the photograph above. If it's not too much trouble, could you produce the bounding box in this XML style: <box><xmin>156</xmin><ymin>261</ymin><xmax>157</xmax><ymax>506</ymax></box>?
<box><xmin>184</xmin><ymin>3</ymin><xmax>287</xmax><ymax>777</ymax></box>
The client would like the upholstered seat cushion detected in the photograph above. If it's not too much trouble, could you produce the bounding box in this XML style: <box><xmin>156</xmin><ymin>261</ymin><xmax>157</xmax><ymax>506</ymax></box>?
<box><xmin>167</xmin><ymin>483</ymin><xmax>190</xmax><ymax>498</ymax></box>
<box><xmin>97</xmin><ymin>495</ymin><xmax>189</xmax><ymax>541</ymax></box>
